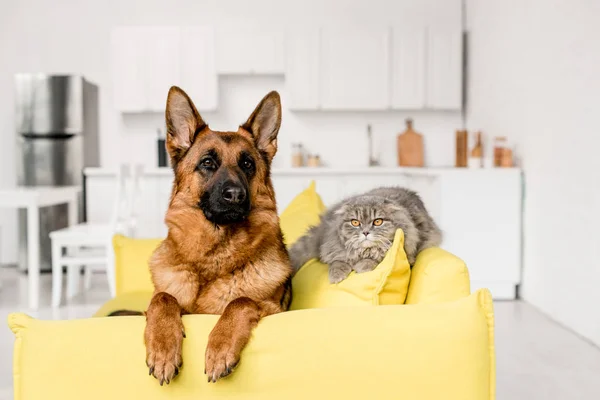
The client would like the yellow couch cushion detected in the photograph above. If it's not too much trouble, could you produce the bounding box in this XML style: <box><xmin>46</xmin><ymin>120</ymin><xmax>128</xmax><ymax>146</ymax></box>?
<box><xmin>290</xmin><ymin>229</ymin><xmax>411</xmax><ymax>310</ymax></box>
<box><xmin>8</xmin><ymin>289</ymin><xmax>495</xmax><ymax>400</ymax></box>
<box><xmin>278</xmin><ymin>181</ymin><xmax>326</xmax><ymax>246</ymax></box>
<box><xmin>113</xmin><ymin>235</ymin><xmax>160</xmax><ymax>296</ymax></box>
<box><xmin>406</xmin><ymin>247</ymin><xmax>471</xmax><ymax>304</ymax></box>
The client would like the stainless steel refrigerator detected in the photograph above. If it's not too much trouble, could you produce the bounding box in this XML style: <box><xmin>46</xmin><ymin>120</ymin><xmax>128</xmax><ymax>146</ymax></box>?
<box><xmin>15</xmin><ymin>74</ymin><xmax>100</xmax><ymax>272</ymax></box>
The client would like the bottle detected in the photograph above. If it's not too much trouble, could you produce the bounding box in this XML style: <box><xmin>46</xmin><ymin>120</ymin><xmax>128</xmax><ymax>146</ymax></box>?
<box><xmin>493</xmin><ymin>137</ymin><xmax>508</xmax><ymax>167</ymax></box>
<box><xmin>157</xmin><ymin>129</ymin><xmax>167</xmax><ymax>167</ymax></box>
<box><xmin>307</xmin><ymin>154</ymin><xmax>321</xmax><ymax>167</ymax></box>
<box><xmin>455</xmin><ymin>130</ymin><xmax>468</xmax><ymax>167</ymax></box>
<box><xmin>292</xmin><ymin>143</ymin><xmax>304</xmax><ymax>167</ymax></box>
<box><xmin>468</xmin><ymin>131</ymin><xmax>483</xmax><ymax>169</ymax></box>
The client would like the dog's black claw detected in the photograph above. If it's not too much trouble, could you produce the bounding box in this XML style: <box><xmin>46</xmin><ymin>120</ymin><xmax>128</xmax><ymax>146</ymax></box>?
<box><xmin>174</xmin><ymin>366</ymin><xmax>179</xmax><ymax>376</ymax></box>
<box><xmin>182</xmin><ymin>331</ymin><xmax>186</xmax><ymax>338</ymax></box>
<box><xmin>149</xmin><ymin>366</ymin><xmax>154</xmax><ymax>376</ymax></box>
<box><xmin>160</xmin><ymin>378</ymin><xmax>164</xmax><ymax>386</ymax></box>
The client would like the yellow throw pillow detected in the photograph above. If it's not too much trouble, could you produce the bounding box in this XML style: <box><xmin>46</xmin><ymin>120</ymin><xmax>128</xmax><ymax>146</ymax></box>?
<box><xmin>279</xmin><ymin>181</ymin><xmax>326</xmax><ymax>247</ymax></box>
<box><xmin>112</xmin><ymin>235</ymin><xmax>161</xmax><ymax>296</ymax></box>
<box><xmin>406</xmin><ymin>247</ymin><xmax>471</xmax><ymax>305</ymax></box>
<box><xmin>290</xmin><ymin>229</ymin><xmax>411</xmax><ymax>310</ymax></box>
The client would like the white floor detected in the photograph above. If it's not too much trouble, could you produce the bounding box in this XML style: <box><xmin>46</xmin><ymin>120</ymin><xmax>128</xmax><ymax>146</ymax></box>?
<box><xmin>1</xmin><ymin>267</ymin><xmax>600</xmax><ymax>400</ymax></box>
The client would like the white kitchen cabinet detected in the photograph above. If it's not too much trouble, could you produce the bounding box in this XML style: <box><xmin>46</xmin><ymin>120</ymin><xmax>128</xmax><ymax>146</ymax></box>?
<box><xmin>111</xmin><ymin>27</ymin><xmax>148</xmax><ymax>113</ymax></box>
<box><xmin>285</xmin><ymin>30</ymin><xmax>320</xmax><ymax>110</ymax></box>
<box><xmin>438</xmin><ymin>170</ymin><xmax>522</xmax><ymax>299</ymax></box>
<box><xmin>391</xmin><ymin>28</ymin><xmax>427</xmax><ymax>109</ymax></box>
<box><xmin>426</xmin><ymin>29</ymin><xmax>463</xmax><ymax>110</ymax></box>
<box><xmin>215</xmin><ymin>29</ymin><xmax>284</xmax><ymax>75</ymax></box>
<box><xmin>145</xmin><ymin>27</ymin><xmax>182</xmax><ymax>112</ymax></box>
<box><xmin>112</xmin><ymin>27</ymin><xmax>181</xmax><ymax>113</ymax></box>
<box><xmin>180</xmin><ymin>26</ymin><xmax>218</xmax><ymax>110</ymax></box>
<box><xmin>319</xmin><ymin>27</ymin><xmax>390</xmax><ymax>110</ymax></box>
<box><xmin>111</xmin><ymin>26</ymin><xmax>217</xmax><ymax>113</ymax></box>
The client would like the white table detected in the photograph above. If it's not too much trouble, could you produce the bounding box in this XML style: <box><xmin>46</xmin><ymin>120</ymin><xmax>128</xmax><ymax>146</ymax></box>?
<box><xmin>0</xmin><ymin>186</ymin><xmax>80</xmax><ymax>309</ymax></box>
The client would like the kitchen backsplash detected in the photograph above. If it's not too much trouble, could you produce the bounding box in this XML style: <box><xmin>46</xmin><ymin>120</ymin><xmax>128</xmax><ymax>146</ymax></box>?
<box><xmin>117</xmin><ymin>76</ymin><xmax>462</xmax><ymax>169</ymax></box>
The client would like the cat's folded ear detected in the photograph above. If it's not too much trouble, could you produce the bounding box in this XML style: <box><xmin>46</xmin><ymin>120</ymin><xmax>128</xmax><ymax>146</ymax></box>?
<box><xmin>334</xmin><ymin>205</ymin><xmax>348</xmax><ymax>215</ymax></box>
<box><xmin>382</xmin><ymin>199</ymin><xmax>405</xmax><ymax>213</ymax></box>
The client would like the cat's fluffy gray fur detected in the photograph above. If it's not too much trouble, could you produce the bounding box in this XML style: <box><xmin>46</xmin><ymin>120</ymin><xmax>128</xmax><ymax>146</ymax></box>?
<box><xmin>289</xmin><ymin>187</ymin><xmax>442</xmax><ymax>283</ymax></box>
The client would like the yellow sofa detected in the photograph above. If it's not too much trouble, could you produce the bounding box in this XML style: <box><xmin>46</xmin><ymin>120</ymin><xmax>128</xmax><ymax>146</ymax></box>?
<box><xmin>8</xmin><ymin>184</ymin><xmax>495</xmax><ymax>400</ymax></box>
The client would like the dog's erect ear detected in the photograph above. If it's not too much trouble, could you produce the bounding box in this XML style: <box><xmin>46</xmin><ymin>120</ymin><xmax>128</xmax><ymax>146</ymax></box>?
<box><xmin>165</xmin><ymin>86</ymin><xmax>206</xmax><ymax>166</ymax></box>
<box><xmin>242</xmin><ymin>91</ymin><xmax>281</xmax><ymax>161</ymax></box>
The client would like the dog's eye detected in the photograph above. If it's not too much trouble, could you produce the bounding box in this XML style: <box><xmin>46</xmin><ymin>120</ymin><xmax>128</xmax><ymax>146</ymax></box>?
<box><xmin>242</xmin><ymin>159</ymin><xmax>254</xmax><ymax>170</ymax></box>
<box><xmin>373</xmin><ymin>218</ymin><xmax>383</xmax><ymax>226</ymax></box>
<box><xmin>200</xmin><ymin>159</ymin><xmax>214</xmax><ymax>168</ymax></box>
<box><xmin>351</xmin><ymin>219</ymin><xmax>360</xmax><ymax>227</ymax></box>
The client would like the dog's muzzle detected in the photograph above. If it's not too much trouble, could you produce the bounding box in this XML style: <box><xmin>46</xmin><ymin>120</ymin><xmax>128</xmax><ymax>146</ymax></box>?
<box><xmin>200</xmin><ymin>181</ymin><xmax>250</xmax><ymax>225</ymax></box>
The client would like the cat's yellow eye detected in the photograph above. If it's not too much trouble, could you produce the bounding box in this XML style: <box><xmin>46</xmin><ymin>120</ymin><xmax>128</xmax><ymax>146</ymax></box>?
<box><xmin>373</xmin><ymin>218</ymin><xmax>383</xmax><ymax>226</ymax></box>
<box><xmin>351</xmin><ymin>219</ymin><xmax>360</xmax><ymax>227</ymax></box>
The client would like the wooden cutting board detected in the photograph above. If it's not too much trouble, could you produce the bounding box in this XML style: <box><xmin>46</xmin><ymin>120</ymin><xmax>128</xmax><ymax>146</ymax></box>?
<box><xmin>397</xmin><ymin>119</ymin><xmax>424</xmax><ymax>167</ymax></box>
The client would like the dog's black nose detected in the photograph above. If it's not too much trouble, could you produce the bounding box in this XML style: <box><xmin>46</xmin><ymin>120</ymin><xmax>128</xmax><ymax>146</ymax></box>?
<box><xmin>222</xmin><ymin>186</ymin><xmax>246</xmax><ymax>204</ymax></box>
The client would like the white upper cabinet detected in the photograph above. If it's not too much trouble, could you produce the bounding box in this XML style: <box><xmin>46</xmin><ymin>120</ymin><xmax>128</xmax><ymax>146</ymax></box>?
<box><xmin>111</xmin><ymin>26</ymin><xmax>217</xmax><ymax>113</ymax></box>
<box><xmin>391</xmin><ymin>28</ymin><xmax>426</xmax><ymax>109</ymax></box>
<box><xmin>285</xmin><ymin>29</ymin><xmax>320</xmax><ymax>110</ymax></box>
<box><xmin>180</xmin><ymin>27</ymin><xmax>218</xmax><ymax>111</ymax></box>
<box><xmin>215</xmin><ymin>29</ymin><xmax>284</xmax><ymax>75</ymax></box>
<box><xmin>426</xmin><ymin>29</ymin><xmax>463</xmax><ymax>110</ymax></box>
<box><xmin>145</xmin><ymin>27</ymin><xmax>181</xmax><ymax>112</ymax></box>
<box><xmin>112</xmin><ymin>23</ymin><xmax>462</xmax><ymax>113</ymax></box>
<box><xmin>319</xmin><ymin>27</ymin><xmax>390</xmax><ymax>110</ymax></box>
<box><xmin>111</xmin><ymin>27</ymin><xmax>149</xmax><ymax>113</ymax></box>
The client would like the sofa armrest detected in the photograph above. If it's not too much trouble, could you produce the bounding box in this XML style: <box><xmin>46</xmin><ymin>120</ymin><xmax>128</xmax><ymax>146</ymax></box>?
<box><xmin>405</xmin><ymin>247</ymin><xmax>470</xmax><ymax>304</ymax></box>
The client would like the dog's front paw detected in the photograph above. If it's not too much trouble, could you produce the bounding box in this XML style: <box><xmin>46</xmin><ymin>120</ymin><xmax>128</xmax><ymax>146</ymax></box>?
<box><xmin>329</xmin><ymin>261</ymin><xmax>352</xmax><ymax>283</ymax></box>
<box><xmin>205</xmin><ymin>333</ymin><xmax>240</xmax><ymax>383</ymax></box>
<box><xmin>353</xmin><ymin>259</ymin><xmax>378</xmax><ymax>274</ymax></box>
<box><xmin>145</xmin><ymin>320</ymin><xmax>185</xmax><ymax>385</ymax></box>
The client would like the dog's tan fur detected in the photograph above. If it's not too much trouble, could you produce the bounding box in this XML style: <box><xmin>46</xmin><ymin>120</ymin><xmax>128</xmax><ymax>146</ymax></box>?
<box><xmin>144</xmin><ymin>87</ymin><xmax>292</xmax><ymax>385</ymax></box>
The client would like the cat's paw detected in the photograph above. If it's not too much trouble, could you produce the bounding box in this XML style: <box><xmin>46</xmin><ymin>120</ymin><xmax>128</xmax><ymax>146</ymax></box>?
<box><xmin>329</xmin><ymin>261</ymin><xmax>352</xmax><ymax>284</ymax></box>
<box><xmin>353</xmin><ymin>259</ymin><xmax>378</xmax><ymax>274</ymax></box>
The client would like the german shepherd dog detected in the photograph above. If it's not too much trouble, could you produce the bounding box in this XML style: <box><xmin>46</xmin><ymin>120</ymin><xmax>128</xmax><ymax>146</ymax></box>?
<box><xmin>144</xmin><ymin>87</ymin><xmax>292</xmax><ymax>385</ymax></box>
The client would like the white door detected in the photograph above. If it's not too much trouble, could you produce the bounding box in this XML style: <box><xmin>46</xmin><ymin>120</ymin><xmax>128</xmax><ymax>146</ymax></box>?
<box><xmin>320</xmin><ymin>27</ymin><xmax>390</xmax><ymax>110</ymax></box>
<box><xmin>216</xmin><ymin>28</ymin><xmax>285</xmax><ymax>75</ymax></box>
<box><xmin>285</xmin><ymin>29</ymin><xmax>320</xmax><ymax>110</ymax></box>
<box><xmin>391</xmin><ymin>28</ymin><xmax>426</xmax><ymax>109</ymax></box>
<box><xmin>111</xmin><ymin>27</ymin><xmax>147</xmax><ymax>112</ymax></box>
<box><xmin>426</xmin><ymin>29</ymin><xmax>462</xmax><ymax>110</ymax></box>
<box><xmin>180</xmin><ymin>26</ymin><xmax>218</xmax><ymax>111</ymax></box>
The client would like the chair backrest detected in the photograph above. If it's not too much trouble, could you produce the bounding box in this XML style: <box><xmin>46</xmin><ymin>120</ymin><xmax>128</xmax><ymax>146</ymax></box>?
<box><xmin>109</xmin><ymin>164</ymin><xmax>131</xmax><ymax>234</ymax></box>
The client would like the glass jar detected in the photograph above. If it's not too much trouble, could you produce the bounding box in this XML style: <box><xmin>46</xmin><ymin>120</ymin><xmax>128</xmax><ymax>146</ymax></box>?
<box><xmin>493</xmin><ymin>136</ymin><xmax>507</xmax><ymax>167</ymax></box>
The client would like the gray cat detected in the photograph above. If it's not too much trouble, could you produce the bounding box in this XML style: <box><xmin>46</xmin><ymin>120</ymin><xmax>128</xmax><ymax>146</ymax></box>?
<box><xmin>289</xmin><ymin>187</ymin><xmax>442</xmax><ymax>283</ymax></box>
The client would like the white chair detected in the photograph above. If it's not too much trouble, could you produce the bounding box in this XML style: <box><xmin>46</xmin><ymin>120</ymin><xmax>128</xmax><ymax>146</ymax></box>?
<box><xmin>50</xmin><ymin>164</ymin><xmax>143</xmax><ymax>307</ymax></box>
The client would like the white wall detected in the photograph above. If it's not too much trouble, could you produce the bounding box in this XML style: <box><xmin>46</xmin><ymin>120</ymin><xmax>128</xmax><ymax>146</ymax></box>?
<box><xmin>467</xmin><ymin>0</ymin><xmax>600</xmax><ymax>346</ymax></box>
<box><xmin>0</xmin><ymin>0</ymin><xmax>462</xmax><ymax>263</ymax></box>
